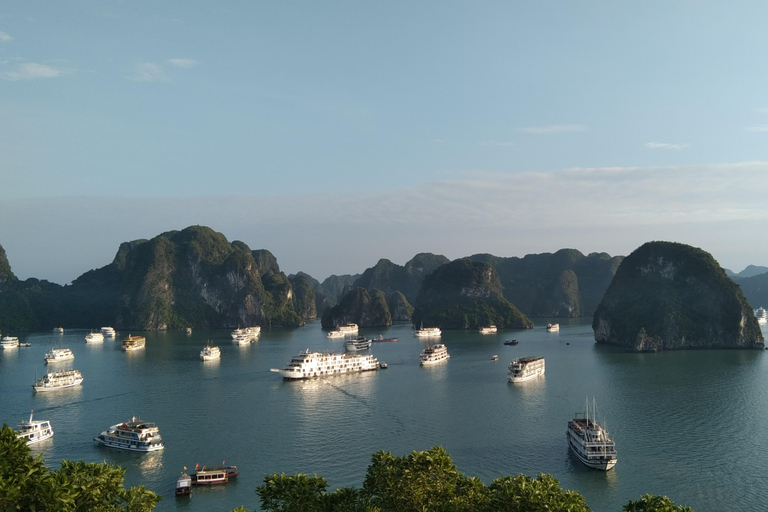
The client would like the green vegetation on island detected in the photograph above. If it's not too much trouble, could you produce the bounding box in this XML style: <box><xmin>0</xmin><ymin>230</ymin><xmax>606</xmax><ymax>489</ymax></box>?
<box><xmin>593</xmin><ymin>241</ymin><xmax>764</xmax><ymax>351</ymax></box>
<box><xmin>413</xmin><ymin>258</ymin><xmax>533</xmax><ymax>330</ymax></box>
<box><xmin>469</xmin><ymin>249</ymin><xmax>622</xmax><ymax>318</ymax></box>
<box><xmin>321</xmin><ymin>287</ymin><xmax>394</xmax><ymax>329</ymax></box>
<box><xmin>0</xmin><ymin>227</ymin><xmax>304</xmax><ymax>332</ymax></box>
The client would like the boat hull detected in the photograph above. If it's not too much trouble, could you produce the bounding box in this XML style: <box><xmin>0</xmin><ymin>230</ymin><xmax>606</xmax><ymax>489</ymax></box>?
<box><xmin>508</xmin><ymin>368</ymin><xmax>544</xmax><ymax>383</ymax></box>
<box><xmin>93</xmin><ymin>434</ymin><xmax>164</xmax><ymax>452</ymax></box>
<box><xmin>567</xmin><ymin>435</ymin><xmax>617</xmax><ymax>470</ymax></box>
<box><xmin>276</xmin><ymin>367</ymin><xmax>378</xmax><ymax>380</ymax></box>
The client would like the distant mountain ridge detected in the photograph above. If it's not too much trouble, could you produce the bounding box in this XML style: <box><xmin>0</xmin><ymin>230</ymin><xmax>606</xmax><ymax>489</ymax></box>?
<box><xmin>4</xmin><ymin>226</ymin><xmax>761</xmax><ymax>335</ymax></box>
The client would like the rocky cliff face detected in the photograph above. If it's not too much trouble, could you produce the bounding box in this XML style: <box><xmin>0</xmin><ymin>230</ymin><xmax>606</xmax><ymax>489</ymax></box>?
<box><xmin>353</xmin><ymin>253</ymin><xmax>449</xmax><ymax>304</ymax></box>
<box><xmin>593</xmin><ymin>241</ymin><xmax>764</xmax><ymax>351</ymax></box>
<box><xmin>469</xmin><ymin>249</ymin><xmax>621</xmax><ymax>318</ymax></box>
<box><xmin>66</xmin><ymin>226</ymin><xmax>302</xmax><ymax>330</ymax></box>
<box><xmin>387</xmin><ymin>291</ymin><xmax>413</xmax><ymax>321</ymax></box>
<box><xmin>730</xmin><ymin>272</ymin><xmax>768</xmax><ymax>311</ymax></box>
<box><xmin>321</xmin><ymin>287</ymin><xmax>392</xmax><ymax>328</ymax></box>
<box><xmin>288</xmin><ymin>273</ymin><xmax>319</xmax><ymax>320</ymax></box>
<box><xmin>412</xmin><ymin>259</ymin><xmax>533</xmax><ymax>330</ymax></box>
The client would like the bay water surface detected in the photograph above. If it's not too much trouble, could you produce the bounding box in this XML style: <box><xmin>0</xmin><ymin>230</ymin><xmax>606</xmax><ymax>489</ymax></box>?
<box><xmin>2</xmin><ymin>320</ymin><xmax>768</xmax><ymax>512</ymax></box>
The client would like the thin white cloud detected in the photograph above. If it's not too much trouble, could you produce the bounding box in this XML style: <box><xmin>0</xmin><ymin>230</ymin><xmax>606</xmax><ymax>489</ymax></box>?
<box><xmin>128</xmin><ymin>62</ymin><xmax>169</xmax><ymax>82</ymax></box>
<box><xmin>645</xmin><ymin>141</ymin><xmax>689</xmax><ymax>150</ymax></box>
<box><xmin>519</xmin><ymin>124</ymin><xmax>587</xmax><ymax>134</ymax></box>
<box><xmin>756</xmin><ymin>108</ymin><xmax>768</xmax><ymax>114</ymax></box>
<box><xmin>0</xmin><ymin>31</ymin><xmax>12</xmax><ymax>42</ymax></box>
<box><xmin>167</xmin><ymin>58</ymin><xmax>198</xmax><ymax>68</ymax></box>
<box><xmin>479</xmin><ymin>140</ymin><xmax>515</xmax><ymax>147</ymax></box>
<box><xmin>746</xmin><ymin>125</ymin><xmax>768</xmax><ymax>132</ymax></box>
<box><xmin>0</xmin><ymin>62</ymin><xmax>62</xmax><ymax>81</ymax></box>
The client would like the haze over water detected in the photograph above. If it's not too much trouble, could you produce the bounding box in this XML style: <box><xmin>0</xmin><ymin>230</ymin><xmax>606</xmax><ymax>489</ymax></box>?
<box><xmin>2</xmin><ymin>320</ymin><xmax>767</xmax><ymax>511</ymax></box>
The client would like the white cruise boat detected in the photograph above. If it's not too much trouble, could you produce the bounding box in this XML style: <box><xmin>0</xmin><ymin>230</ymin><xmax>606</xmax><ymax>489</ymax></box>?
<box><xmin>101</xmin><ymin>326</ymin><xmax>116</xmax><ymax>337</ymax></box>
<box><xmin>32</xmin><ymin>369</ymin><xmax>84</xmax><ymax>392</ymax></box>
<box><xmin>93</xmin><ymin>417</ymin><xmax>164</xmax><ymax>452</ymax></box>
<box><xmin>567</xmin><ymin>398</ymin><xmax>617</xmax><ymax>471</ymax></box>
<box><xmin>232</xmin><ymin>332</ymin><xmax>252</xmax><ymax>345</ymax></box>
<box><xmin>85</xmin><ymin>331</ymin><xmax>105</xmax><ymax>343</ymax></box>
<box><xmin>508</xmin><ymin>356</ymin><xmax>545</xmax><ymax>383</ymax></box>
<box><xmin>338</xmin><ymin>323</ymin><xmax>359</xmax><ymax>334</ymax></box>
<box><xmin>231</xmin><ymin>326</ymin><xmax>260</xmax><ymax>340</ymax></box>
<box><xmin>414</xmin><ymin>326</ymin><xmax>442</xmax><ymax>337</ymax></box>
<box><xmin>200</xmin><ymin>344</ymin><xmax>221</xmax><ymax>361</ymax></box>
<box><xmin>15</xmin><ymin>411</ymin><xmax>54</xmax><ymax>445</ymax></box>
<box><xmin>546</xmin><ymin>323</ymin><xmax>560</xmax><ymax>332</ymax></box>
<box><xmin>756</xmin><ymin>307</ymin><xmax>768</xmax><ymax>325</ymax></box>
<box><xmin>479</xmin><ymin>325</ymin><xmax>498</xmax><ymax>334</ymax></box>
<box><xmin>344</xmin><ymin>336</ymin><xmax>372</xmax><ymax>351</ymax></box>
<box><xmin>326</xmin><ymin>329</ymin><xmax>346</xmax><ymax>339</ymax></box>
<box><xmin>121</xmin><ymin>335</ymin><xmax>146</xmax><ymax>351</ymax></box>
<box><xmin>1</xmin><ymin>336</ymin><xmax>20</xmax><ymax>349</ymax></box>
<box><xmin>44</xmin><ymin>347</ymin><xmax>74</xmax><ymax>364</ymax></box>
<box><xmin>271</xmin><ymin>349</ymin><xmax>379</xmax><ymax>380</ymax></box>
<box><xmin>420</xmin><ymin>344</ymin><xmax>450</xmax><ymax>366</ymax></box>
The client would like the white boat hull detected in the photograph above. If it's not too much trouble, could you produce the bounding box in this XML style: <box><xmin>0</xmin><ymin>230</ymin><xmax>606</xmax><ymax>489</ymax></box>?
<box><xmin>33</xmin><ymin>380</ymin><xmax>83</xmax><ymax>392</ymax></box>
<box><xmin>567</xmin><ymin>435</ymin><xmax>617</xmax><ymax>470</ymax></box>
<box><xmin>508</xmin><ymin>368</ymin><xmax>544</xmax><ymax>383</ymax></box>
<box><xmin>93</xmin><ymin>434</ymin><xmax>165</xmax><ymax>452</ymax></box>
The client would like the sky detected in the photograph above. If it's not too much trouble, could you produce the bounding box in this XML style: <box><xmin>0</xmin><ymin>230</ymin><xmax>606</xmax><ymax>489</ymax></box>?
<box><xmin>2</xmin><ymin>1</ymin><xmax>768</xmax><ymax>285</ymax></box>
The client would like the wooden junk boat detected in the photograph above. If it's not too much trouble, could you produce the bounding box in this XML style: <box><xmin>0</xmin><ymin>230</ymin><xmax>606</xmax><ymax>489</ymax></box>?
<box><xmin>190</xmin><ymin>464</ymin><xmax>239</xmax><ymax>485</ymax></box>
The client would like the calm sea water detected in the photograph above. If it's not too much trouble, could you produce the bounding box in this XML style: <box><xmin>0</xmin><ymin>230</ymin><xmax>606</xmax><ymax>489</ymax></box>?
<box><xmin>2</xmin><ymin>320</ymin><xmax>768</xmax><ymax>512</ymax></box>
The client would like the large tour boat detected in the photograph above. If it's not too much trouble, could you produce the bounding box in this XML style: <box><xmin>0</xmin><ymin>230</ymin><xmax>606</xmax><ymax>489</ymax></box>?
<box><xmin>372</xmin><ymin>334</ymin><xmax>398</xmax><ymax>342</ymax></box>
<box><xmin>271</xmin><ymin>349</ymin><xmax>379</xmax><ymax>380</ymax></box>
<box><xmin>232</xmin><ymin>332</ymin><xmax>253</xmax><ymax>345</ymax></box>
<box><xmin>231</xmin><ymin>327</ymin><xmax>260</xmax><ymax>340</ymax></box>
<box><xmin>44</xmin><ymin>347</ymin><xmax>74</xmax><ymax>364</ymax></box>
<box><xmin>101</xmin><ymin>326</ymin><xmax>116</xmax><ymax>337</ymax></box>
<box><xmin>85</xmin><ymin>331</ymin><xmax>104</xmax><ymax>343</ymax></box>
<box><xmin>32</xmin><ymin>369</ymin><xmax>84</xmax><ymax>392</ymax></box>
<box><xmin>200</xmin><ymin>344</ymin><xmax>221</xmax><ymax>361</ymax></box>
<box><xmin>414</xmin><ymin>326</ymin><xmax>442</xmax><ymax>337</ymax></box>
<box><xmin>546</xmin><ymin>323</ymin><xmax>560</xmax><ymax>332</ymax></box>
<box><xmin>756</xmin><ymin>307</ymin><xmax>767</xmax><ymax>325</ymax></box>
<box><xmin>507</xmin><ymin>356</ymin><xmax>545</xmax><ymax>383</ymax></box>
<box><xmin>15</xmin><ymin>411</ymin><xmax>54</xmax><ymax>445</ymax></box>
<box><xmin>338</xmin><ymin>323</ymin><xmax>359</xmax><ymax>334</ymax></box>
<box><xmin>326</xmin><ymin>329</ymin><xmax>346</xmax><ymax>339</ymax></box>
<box><xmin>567</xmin><ymin>398</ymin><xmax>617</xmax><ymax>471</ymax></box>
<box><xmin>344</xmin><ymin>336</ymin><xmax>372</xmax><ymax>351</ymax></box>
<box><xmin>1</xmin><ymin>336</ymin><xmax>20</xmax><ymax>349</ymax></box>
<box><xmin>93</xmin><ymin>417</ymin><xmax>164</xmax><ymax>452</ymax></box>
<box><xmin>479</xmin><ymin>325</ymin><xmax>498</xmax><ymax>334</ymax></box>
<box><xmin>190</xmin><ymin>464</ymin><xmax>239</xmax><ymax>485</ymax></box>
<box><xmin>420</xmin><ymin>344</ymin><xmax>450</xmax><ymax>366</ymax></box>
<box><xmin>121</xmin><ymin>335</ymin><xmax>146</xmax><ymax>351</ymax></box>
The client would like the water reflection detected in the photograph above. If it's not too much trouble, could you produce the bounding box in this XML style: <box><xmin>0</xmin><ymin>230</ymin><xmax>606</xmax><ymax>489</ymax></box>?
<box><xmin>138</xmin><ymin>450</ymin><xmax>165</xmax><ymax>480</ymax></box>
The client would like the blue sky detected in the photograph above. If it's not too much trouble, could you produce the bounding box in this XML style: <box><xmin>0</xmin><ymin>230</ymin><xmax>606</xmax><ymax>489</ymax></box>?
<box><xmin>2</xmin><ymin>2</ymin><xmax>768</xmax><ymax>285</ymax></box>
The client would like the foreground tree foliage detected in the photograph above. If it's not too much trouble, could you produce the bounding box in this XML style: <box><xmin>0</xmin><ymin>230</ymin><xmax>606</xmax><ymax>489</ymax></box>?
<box><xmin>0</xmin><ymin>425</ymin><xmax>160</xmax><ymax>511</ymax></box>
<box><xmin>244</xmin><ymin>446</ymin><xmax>694</xmax><ymax>512</ymax></box>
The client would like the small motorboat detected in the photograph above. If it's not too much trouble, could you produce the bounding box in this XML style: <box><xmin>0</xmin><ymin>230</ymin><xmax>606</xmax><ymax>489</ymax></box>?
<box><xmin>175</xmin><ymin>471</ymin><xmax>192</xmax><ymax>497</ymax></box>
<box><xmin>491</xmin><ymin>355</ymin><xmax>499</xmax><ymax>361</ymax></box>
<box><xmin>503</xmin><ymin>339</ymin><xmax>518</xmax><ymax>346</ymax></box>
<box><xmin>379</xmin><ymin>362</ymin><xmax>388</xmax><ymax>369</ymax></box>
